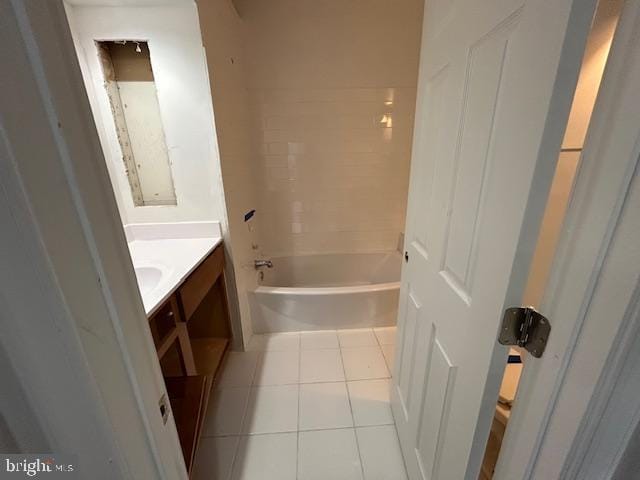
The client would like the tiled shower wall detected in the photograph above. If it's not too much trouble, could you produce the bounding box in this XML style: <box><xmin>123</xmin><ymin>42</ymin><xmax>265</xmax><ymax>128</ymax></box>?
<box><xmin>242</xmin><ymin>0</ymin><xmax>424</xmax><ymax>257</ymax></box>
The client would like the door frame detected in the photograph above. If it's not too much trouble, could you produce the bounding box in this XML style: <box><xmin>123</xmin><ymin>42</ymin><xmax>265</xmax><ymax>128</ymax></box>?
<box><xmin>1</xmin><ymin>1</ymin><xmax>184</xmax><ymax>478</ymax></box>
<box><xmin>495</xmin><ymin>1</ymin><xmax>640</xmax><ymax>478</ymax></box>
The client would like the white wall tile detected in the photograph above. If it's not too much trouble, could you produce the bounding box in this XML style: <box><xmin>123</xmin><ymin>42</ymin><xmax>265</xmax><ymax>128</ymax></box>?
<box><xmin>238</xmin><ymin>0</ymin><xmax>422</xmax><ymax>258</ymax></box>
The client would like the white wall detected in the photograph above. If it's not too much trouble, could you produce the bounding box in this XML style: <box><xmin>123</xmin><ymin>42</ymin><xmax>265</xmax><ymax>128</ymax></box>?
<box><xmin>242</xmin><ymin>0</ymin><xmax>423</xmax><ymax>256</ymax></box>
<box><xmin>523</xmin><ymin>0</ymin><xmax>621</xmax><ymax>307</ymax></box>
<box><xmin>66</xmin><ymin>3</ymin><xmax>227</xmax><ymax>226</ymax></box>
<box><xmin>197</xmin><ymin>0</ymin><xmax>262</xmax><ymax>345</ymax></box>
<box><xmin>66</xmin><ymin>2</ymin><xmax>254</xmax><ymax>347</ymax></box>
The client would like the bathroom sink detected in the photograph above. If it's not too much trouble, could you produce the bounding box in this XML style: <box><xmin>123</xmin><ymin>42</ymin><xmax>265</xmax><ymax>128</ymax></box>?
<box><xmin>134</xmin><ymin>266</ymin><xmax>163</xmax><ymax>295</ymax></box>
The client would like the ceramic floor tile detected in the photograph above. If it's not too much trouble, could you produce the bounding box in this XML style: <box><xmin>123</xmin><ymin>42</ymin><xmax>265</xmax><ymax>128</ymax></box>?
<box><xmin>247</xmin><ymin>332</ymin><xmax>300</xmax><ymax>352</ymax></box>
<box><xmin>202</xmin><ymin>387</ymin><xmax>250</xmax><ymax>436</ymax></box>
<box><xmin>300</xmin><ymin>349</ymin><xmax>345</xmax><ymax>383</ymax></box>
<box><xmin>253</xmin><ymin>350</ymin><xmax>299</xmax><ymax>385</ymax></box>
<box><xmin>301</xmin><ymin>330</ymin><xmax>339</xmax><ymax>350</ymax></box>
<box><xmin>242</xmin><ymin>385</ymin><xmax>298</xmax><ymax>434</ymax></box>
<box><xmin>347</xmin><ymin>379</ymin><xmax>393</xmax><ymax>427</ymax></box>
<box><xmin>338</xmin><ymin>328</ymin><xmax>378</xmax><ymax>348</ymax></box>
<box><xmin>356</xmin><ymin>425</ymin><xmax>408</xmax><ymax>480</ymax></box>
<box><xmin>341</xmin><ymin>346</ymin><xmax>390</xmax><ymax>381</ymax></box>
<box><xmin>373</xmin><ymin>327</ymin><xmax>397</xmax><ymax>346</ymax></box>
<box><xmin>192</xmin><ymin>436</ymin><xmax>239</xmax><ymax>480</ymax></box>
<box><xmin>380</xmin><ymin>344</ymin><xmax>396</xmax><ymax>373</ymax></box>
<box><xmin>299</xmin><ymin>382</ymin><xmax>353</xmax><ymax>430</ymax></box>
<box><xmin>298</xmin><ymin>428</ymin><xmax>363</xmax><ymax>480</ymax></box>
<box><xmin>217</xmin><ymin>351</ymin><xmax>259</xmax><ymax>387</ymax></box>
<box><xmin>231</xmin><ymin>432</ymin><xmax>297</xmax><ymax>480</ymax></box>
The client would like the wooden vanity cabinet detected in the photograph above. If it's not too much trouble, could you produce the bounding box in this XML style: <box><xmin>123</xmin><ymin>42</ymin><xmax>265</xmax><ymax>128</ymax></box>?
<box><xmin>148</xmin><ymin>243</ymin><xmax>231</xmax><ymax>476</ymax></box>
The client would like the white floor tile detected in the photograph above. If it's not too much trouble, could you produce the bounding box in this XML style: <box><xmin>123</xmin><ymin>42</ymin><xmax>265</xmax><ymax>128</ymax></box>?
<box><xmin>347</xmin><ymin>379</ymin><xmax>393</xmax><ymax>427</ymax></box>
<box><xmin>356</xmin><ymin>425</ymin><xmax>407</xmax><ymax>480</ymax></box>
<box><xmin>299</xmin><ymin>382</ymin><xmax>353</xmax><ymax>430</ymax></box>
<box><xmin>341</xmin><ymin>346</ymin><xmax>390</xmax><ymax>381</ymax></box>
<box><xmin>217</xmin><ymin>351</ymin><xmax>259</xmax><ymax>387</ymax></box>
<box><xmin>298</xmin><ymin>429</ymin><xmax>363</xmax><ymax>480</ymax></box>
<box><xmin>248</xmin><ymin>332</ymin><xmax>300</xmax><ymax>352</ymax></box>
<box><xmin>380</xmin><ymin>344</ymin><xmax>396</xmax><ymax>373</ymax></box>
<box><xmin>338</xmin><ymin>328</ymin><xmax>378</xmax><ymax>348</ymax></box>
<box><xmin>202</xmin><ymin>387</ymin><xmax>250</xmax><ymax>436</ymax></box>
<box><xmin>301</xmin><ymin>330</ymin><xmax>339</xmax><ymax>350</ymax></box>
<box><xmin>242</xmin><ymin>385</ymin><xmax>299</xmax><ymax>434</ymax></box>
<box><xmin>231</xmin><ymin>432</ymin><xmax>297</xmax><ymax>480</ymax></box>
<box><xmin>192</xmin><ymin>436</ymin><xmax>239</xmax><ymax>480</ymax></box>
<box><xmin>373</xmin><ymin>327</ymin><xmax>397</xmax><ymax>346</ymax></box>
<box><xmin>300</xmin><ymin>349</ymin><xmax>345</xmax><ymax>383</ymax></box>
<box><xmin>253</xmin><ymin>350</ymin><xmax>299</xmax><ymax>385</ymax></box>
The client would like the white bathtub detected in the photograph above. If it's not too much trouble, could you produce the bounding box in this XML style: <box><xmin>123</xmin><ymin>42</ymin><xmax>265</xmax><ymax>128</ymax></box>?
<box><xmin>249</xmin><ymin>252</ymin><xmax>401</xmax><ymax>333</ymax></box>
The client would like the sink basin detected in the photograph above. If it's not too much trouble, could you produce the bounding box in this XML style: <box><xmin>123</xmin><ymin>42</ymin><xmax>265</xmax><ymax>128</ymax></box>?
<box><xmin>134</xmin><ymin>266</ymin><xmax>163</xmax><ymax>295</ymax></box>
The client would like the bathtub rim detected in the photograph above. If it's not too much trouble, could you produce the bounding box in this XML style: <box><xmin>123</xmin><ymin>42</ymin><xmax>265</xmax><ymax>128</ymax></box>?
<box><xmin>254</xmin><ymin>281</ymin><xmax>401</xmax><ymax>296</ymax></box>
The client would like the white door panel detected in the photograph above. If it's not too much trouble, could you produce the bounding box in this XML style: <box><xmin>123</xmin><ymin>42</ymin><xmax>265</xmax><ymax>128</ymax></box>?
<box><xmin>392</xmin><ymin>0</ymin><xmax>595</xmax><ymax>478</ymax></box>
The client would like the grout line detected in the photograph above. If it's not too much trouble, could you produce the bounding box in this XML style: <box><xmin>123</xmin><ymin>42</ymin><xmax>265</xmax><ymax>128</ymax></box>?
<box><xmin>225</xmin><ymin>436</ymin><xmax>241</xmax><ymax>480</ymax></box>
<box><xmin>296</xmin><ymin>334</ymin><xmax>302</xmax><ymax>480</ymax></box>
<box><xmin>337</xmin><ymin>334</ymin><xmax>366</xmax><ymax>479</ymax></box>
<box><xmin>373</xmin><ymin>328</ymin><xmax>396</xmax><ymax>376</ymax></box>
<box><xmin>211</xmin><ymin>423</ymin><xmax>393</xmax><ymax>439</ymax></box>
<box><xmin>220</xmin><ymin>357</ymin><xmax>257</xmax><ymax>480</ymax></box>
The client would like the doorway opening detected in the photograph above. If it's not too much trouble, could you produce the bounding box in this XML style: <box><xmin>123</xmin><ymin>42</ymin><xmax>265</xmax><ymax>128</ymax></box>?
<box><xmin>479</xmin><ymin>1</ymin><xmax>624</xmax><ymax>477</ymax></box>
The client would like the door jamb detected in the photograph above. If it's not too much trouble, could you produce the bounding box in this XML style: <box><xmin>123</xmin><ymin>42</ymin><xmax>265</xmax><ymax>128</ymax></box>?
<box><xmin>495</xmin><ymin>1</ymin><xmax>640</xmax><ymax>477</ymax></box>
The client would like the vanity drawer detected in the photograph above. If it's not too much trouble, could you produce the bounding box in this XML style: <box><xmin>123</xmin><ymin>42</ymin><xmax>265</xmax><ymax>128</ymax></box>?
<box><xmin>179</xmin><ymin>245</ymin><xmax>224</xmax><ymax>320</ymax></box>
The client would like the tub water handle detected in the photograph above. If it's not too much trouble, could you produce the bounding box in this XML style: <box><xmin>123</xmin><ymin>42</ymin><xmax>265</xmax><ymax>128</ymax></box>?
<box><xmin>255</xmin><ymin>259</ymin><xmax>273</xmax><ymax>269</ymax></box>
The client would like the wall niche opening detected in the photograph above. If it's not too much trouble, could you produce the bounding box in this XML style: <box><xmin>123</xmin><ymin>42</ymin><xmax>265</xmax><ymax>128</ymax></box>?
<box><xmin>97</xmin><ymin>40</ymin><xmax>177</xmax><ymax>207</ymax></box>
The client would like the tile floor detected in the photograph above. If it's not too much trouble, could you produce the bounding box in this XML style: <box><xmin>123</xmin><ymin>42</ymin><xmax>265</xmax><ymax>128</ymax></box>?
<box><xmin>192</xmin><ymin>327</ymin><xmax>406</xmax><ymax>480</ymax></box>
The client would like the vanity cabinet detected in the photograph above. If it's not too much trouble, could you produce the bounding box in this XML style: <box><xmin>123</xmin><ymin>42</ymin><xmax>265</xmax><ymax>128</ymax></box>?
<box><xmin>148</xmin><ymin>243</ymin><xmax>230</xmax><ymax>476</ymax></box>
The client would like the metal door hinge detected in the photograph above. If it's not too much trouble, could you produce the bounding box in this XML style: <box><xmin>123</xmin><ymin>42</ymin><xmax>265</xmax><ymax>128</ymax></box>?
<box><xmin>498</xmin><ymin>307</ymin><xmax>550</xmax><ymax>358</ymax></box>
<box><xmin>159</xmin><ymin>394</ymin><xmax>169</xmax><ymax>425</ymax></box>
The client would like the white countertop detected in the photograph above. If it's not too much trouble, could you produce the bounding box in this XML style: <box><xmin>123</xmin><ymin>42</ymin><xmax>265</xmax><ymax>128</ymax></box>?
<box><xmin>125</xmin><ymin>222</ymin><xmax>222</xmax><ymax>316</ymax></box>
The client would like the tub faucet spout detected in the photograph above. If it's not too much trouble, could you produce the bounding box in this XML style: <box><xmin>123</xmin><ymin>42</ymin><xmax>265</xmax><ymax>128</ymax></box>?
<box><xmin>254</xmin><ymin>259</ymin><xmax>273</xmax><ymax>269</ymax></box>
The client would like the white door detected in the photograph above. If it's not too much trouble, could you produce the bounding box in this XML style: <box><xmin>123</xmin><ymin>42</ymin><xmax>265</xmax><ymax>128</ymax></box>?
<box><xmin>391</xmin><ymin>0</ymin><xmax>596</xmax><ymax>479</ymax></box>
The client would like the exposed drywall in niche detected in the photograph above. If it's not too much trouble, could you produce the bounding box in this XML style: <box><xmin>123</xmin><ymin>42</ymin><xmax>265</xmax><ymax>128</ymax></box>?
<box><xmin>97</xmin><ymin>41</ymin><xmax>176</xmax><ymax>206</ymax></box>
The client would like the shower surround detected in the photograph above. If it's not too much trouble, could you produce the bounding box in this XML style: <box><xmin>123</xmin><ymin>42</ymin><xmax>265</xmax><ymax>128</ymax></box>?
<box><xmin>200</xmin><ymin>0</ymin><xmax>424</xmax><ymax>339</ymax></box>
<box><xmin>242</xmin><ymin>0</ymin><xmax>424</xmax><ymax>257</ymax></box>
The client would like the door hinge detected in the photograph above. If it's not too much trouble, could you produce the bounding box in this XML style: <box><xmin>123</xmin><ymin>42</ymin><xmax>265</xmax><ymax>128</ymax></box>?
<box><xmin>159</xmin><ymin>394</ymin><xmax>169</xmax><ymax>425</ymax></box>
<box><xmin>498</xmin><ymin>306</ymin><xmax>551</xmax><ymax>358</ymax></box>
